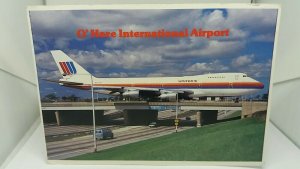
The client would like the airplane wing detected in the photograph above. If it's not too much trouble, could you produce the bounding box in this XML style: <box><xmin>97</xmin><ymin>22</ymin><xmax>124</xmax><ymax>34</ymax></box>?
<box><xmin>43</xmin><ymin>79</ymin><xmax>193</xmax><ymax>100</ymax></box>
<box><xmin>94</xmin><ymin>85</ymin><xmax>194</xmax><ymax>100</ymax></box>
<box><xmin>42</xmin><ymin>79</ymin><xmax>84</xmax><ymax>85</ymax></box>
<box><xmin>94</xmin><ymin>86</ymin><xmax>159</xmax><ymax>91</ymax></box>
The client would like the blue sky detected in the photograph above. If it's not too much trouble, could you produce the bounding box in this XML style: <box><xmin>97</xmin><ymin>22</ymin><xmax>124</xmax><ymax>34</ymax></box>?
<box><xmin>29</xmin><ymin>9</ymin><xmax>278</xmax><ymax>98</ymax></box>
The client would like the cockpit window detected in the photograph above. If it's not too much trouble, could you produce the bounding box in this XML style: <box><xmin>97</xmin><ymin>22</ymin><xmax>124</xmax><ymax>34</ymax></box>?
<box><xmin>243</xmin><ymin>75</ymin><xmax>247</xmax><ymax>77</ymax></box>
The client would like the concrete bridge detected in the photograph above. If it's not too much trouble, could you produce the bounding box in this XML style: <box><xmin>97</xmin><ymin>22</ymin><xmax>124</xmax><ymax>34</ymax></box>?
<box><xmin>41</xmin><ymin>101</ymin><xmax>267</xmax><ymax>126</ymax></box>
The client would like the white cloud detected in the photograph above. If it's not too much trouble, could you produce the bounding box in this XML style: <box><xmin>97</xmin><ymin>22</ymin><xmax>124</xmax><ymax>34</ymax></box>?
<box><xmin>38</xmin><ymin>70</ymin><xmax>61</xmax><ymax>79</ymax></box>
<box><xmin>33</xmin><ymin>37</ymin><xmax>49</xmax><ymax>51</ymax></box>
<box><xmin>54</xmin><ymin>38</ymin><xmax>70</xmax><ymax>49</ymax></box>
<box><xmin>197</xmin><ymin>40</ymin><xmax>245</xmax><ymax>57</ymax></box>
<box><xmin>247</xmin><ymin>59</ymin><xmax>272</xmax><ymax>78</ymax></box>
<box><xmin>35</xmin><ymin>52</ymin><xmax>64</xmax><ymax>79</ymax></box>
<box><xmin>231</xmin><ymin>54</ymin><xmax>254</xmax><ymax>67</ymax></box>
<box><xmin>252</xmin><ymin>34</ymin><xmax>275</xmax><ymax>42</ymax></box>
<box><xmin>186</xmin><ymin>60</ymin><xmax>229</xmax><ymax>74</ymax></box>
<box><xmin>231</xmin><ymin>59</ymin><xmax>272</xmax><ymax>78</ymax></box>
<box><xmin>186</xmin><ymin>63</ymin><xmax>210</xmax><ymax>72</ymax></box>
<box><xmin>226</xmin><ymin>9</ymin><xmax>278</xmax><ymax>32</ymax></box>
<box><xmin>35</xmin><ymin>52</ymin><xmax>57</xmax><ymax>70</ymax></box>
<box><xmin>108</xmin><ymin>72</ymin><xmax>128</xmax><ymax>78</ymax></box>
<box><xmin>147</xmin><ymin>73</ymin><xmax>166</xmax><ymax>77</ymax></box>
<box><xmin>69</xmin><ymin>49</ymin><xmax>162</xmax><ymax>70</ymax></box>
<box><xmin>202</xmin><ymin>10</ymin><xmax>227</xmax><ymax>29</ymax></box>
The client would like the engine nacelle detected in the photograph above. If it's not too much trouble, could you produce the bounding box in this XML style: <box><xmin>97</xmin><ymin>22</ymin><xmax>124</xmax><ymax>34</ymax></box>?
<box><xmin>189</xmin><ymin>91</ymin><xmax>205</xmax><ymax>98</ymax></box>
<box><xmin>158</xmin><ymin>93</ymin><xmax>177</xmax><ymax>101</ymax></box>
<box><xmin>122</xmin><ymin>90</ymin><xmax>139</xmax><ymax>98</ymax></box>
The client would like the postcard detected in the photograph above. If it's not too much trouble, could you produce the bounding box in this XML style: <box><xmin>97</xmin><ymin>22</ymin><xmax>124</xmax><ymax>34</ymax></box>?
<box><xmin>28</xmin><ymin>4</ymin><xmax>279</xmax><ymax>165</ymax></box>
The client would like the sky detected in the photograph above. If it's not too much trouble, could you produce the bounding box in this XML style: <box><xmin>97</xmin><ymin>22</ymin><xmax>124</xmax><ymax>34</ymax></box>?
<box><xmin>29</xmin><ymin>8</ymin><xmax>278</xmax><ymax>99</ymax></box>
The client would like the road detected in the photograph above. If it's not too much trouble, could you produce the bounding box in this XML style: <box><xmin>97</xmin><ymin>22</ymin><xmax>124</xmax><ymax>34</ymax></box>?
<box><xmin>45</xmin><ymin>108</ymin><xmax>238</xmax><ymax>160</ymax></box>
<box><xmin>47</xmin><ymin>125</ymin><xmax>192</xmax><ymax>160</ymax></box>
<box><xmin>45</xmin><ymin>109</ymin><xmax>194</xmax><ymax>160</ymax></box>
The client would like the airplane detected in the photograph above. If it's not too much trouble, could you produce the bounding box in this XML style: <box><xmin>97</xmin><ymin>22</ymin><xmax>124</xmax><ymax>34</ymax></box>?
<box><xmin>47</xmin><ymin>50</ymin><xmax>264</xmax><ymax>101</ymax></box>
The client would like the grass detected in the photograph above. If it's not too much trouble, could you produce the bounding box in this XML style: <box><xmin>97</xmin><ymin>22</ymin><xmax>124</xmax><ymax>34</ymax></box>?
<box><xmin>69</xmin><ymin>118</ymin><xmax>265</xmax><ymax>161</ymax></box>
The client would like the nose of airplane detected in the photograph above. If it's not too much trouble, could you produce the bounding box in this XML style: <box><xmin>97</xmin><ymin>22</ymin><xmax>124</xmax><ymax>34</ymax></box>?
<box><xmin>257</xmin><ymin>82</ymin><xmax>264</xmax><ymax>89</ymax></box>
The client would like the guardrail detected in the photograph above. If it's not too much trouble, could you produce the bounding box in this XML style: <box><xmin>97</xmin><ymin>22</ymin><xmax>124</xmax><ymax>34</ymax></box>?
<box><xmin>42</xmin><ymin>101</ymin><xmax>244</xmax><ymax>107</ymax></box>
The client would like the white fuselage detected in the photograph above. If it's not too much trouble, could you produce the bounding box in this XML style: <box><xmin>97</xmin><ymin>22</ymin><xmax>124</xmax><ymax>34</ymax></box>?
<box><xmin>61</xmin><ymin>72</ymin><xmax>264</xmax><ymax>98</ymax></box>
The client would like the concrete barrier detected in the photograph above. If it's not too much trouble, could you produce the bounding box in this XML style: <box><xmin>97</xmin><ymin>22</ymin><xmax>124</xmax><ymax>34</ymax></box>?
<box><xmin>242</xmin><ymin>102</ymin><xmax>268</xmax><ymax>118</ymax></box>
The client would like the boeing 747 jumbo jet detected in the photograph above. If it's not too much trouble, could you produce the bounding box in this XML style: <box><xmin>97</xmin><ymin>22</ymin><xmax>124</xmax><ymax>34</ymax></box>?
<box><xmin>48</xmin><ymin>50</ymin><xmax>264</xmax><ymax>101</ymax></box>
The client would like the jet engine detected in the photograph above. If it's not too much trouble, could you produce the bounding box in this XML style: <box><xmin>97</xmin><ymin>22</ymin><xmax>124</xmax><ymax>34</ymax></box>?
<box><xmin>158</xmin><ymin>93</ymin><xmax>177</xmax><ymax>101</ymax></box>
<box><xmin>122</xmin><ymin>90</ymin><xmax>139</xmax><ymax>98</ymax></box>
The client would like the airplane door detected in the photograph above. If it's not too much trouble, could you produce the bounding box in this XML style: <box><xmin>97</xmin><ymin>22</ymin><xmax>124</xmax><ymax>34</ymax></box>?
<box><xmin>229</xmin><ymin>82</ymin><xmax>233</xmax><ymax>88</ymax></box>
<box><xmin>235</xmin><ymin>75</ymin><xmax>239</xmax><ymax>80</ymax></box>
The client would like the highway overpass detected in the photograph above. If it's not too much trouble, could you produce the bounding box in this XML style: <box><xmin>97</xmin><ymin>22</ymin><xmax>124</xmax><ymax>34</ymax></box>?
<box><xmin>41</xmin><ymin>101</ymin><xmax>267</xmax><ymax>126</ymax></box>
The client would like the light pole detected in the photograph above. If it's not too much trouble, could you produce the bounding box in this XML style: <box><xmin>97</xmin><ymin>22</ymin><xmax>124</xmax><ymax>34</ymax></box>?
<box><xmin>175</xmin><ymin>93</ymin><xmax>178</xmax><ymax>133</ymax></box>
<box><xmin>250</xmin><ymin>94</ymin><xmax>253</xmax><ymax>116</ymax></box>
<box><xmin>91</xmin><ymin>75</ymin><xmax>97</xmax><ymax>152</ymax></box>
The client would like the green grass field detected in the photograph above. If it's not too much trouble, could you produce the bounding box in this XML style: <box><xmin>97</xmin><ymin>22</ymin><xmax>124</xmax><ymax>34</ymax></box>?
<box><xmin>69</xmin><ymin>118</ymin><xmax>265</xmax><ymax>161</ymax></box>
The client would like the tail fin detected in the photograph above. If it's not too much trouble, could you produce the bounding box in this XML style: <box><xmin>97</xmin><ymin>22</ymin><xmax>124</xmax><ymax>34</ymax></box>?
<box><xmin>50</xmin><ymin>50</ymin><xmax>90</xmax><ymax>76</ymax></box>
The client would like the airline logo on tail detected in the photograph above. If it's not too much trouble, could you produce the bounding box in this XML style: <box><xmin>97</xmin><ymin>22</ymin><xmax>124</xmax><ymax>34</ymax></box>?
<box><xmin>59</xmin><ymin>61</ymin><xmax>77</xmax><ymax>75</ymax></box>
